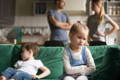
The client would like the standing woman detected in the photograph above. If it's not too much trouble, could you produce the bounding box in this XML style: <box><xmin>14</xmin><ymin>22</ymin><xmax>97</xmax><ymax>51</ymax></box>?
<box><xmin>87</xmin><ymin>0</ymin><xmax>119</xmax><ymax>46</ymax></box>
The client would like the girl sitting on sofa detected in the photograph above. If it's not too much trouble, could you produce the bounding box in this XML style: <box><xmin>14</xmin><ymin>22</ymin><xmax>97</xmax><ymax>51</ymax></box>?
<box><xmin>63</xmin><ymin>22</ymin><xmax>96</xmax><ymax>80</ymax></box>
<box><xmin>0</xmin><ymin>43</ymin><xmax>50</xmax><ymax>80</ymax></box>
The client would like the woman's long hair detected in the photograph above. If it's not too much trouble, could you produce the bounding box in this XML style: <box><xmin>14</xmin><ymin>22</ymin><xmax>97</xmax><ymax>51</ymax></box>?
<box><xmin>92</xmin><ymin>0</ymin><xmax>105</xmax><ymax>24</ymax></box>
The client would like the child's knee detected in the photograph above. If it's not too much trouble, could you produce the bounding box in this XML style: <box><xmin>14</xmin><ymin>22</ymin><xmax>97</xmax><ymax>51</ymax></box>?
<box><xmin>0</xmin><ymin>76</ymin><xmax>7</xmax><ymax>80</ymax></box>
<box><xmin>64</xmin><ymin>76</ymin><xmax>75</xmax><ymax>80</ymax></box>
<box><xmin>76</xmin><ymin>76</ymin><xmax>88</xmax><ymax>80</ymax></box>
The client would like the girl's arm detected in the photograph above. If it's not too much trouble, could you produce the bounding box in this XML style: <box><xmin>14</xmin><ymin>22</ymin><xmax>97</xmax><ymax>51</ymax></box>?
<box><xmin>64</xmin><ymin>50</ymin><xmax>85</xmax><ymax>75</ymax></box>
<box><xmin>64</xmin><ymin>49</ymin><xmax>96</xmax><ymax>75</ymax></box>
<box><xmin>33</xmin><ymin>66</ymin><xmax>51</xmax><ymax>79</ymax></box>
<box><xmin>82</xmin><ymin>48</ymin><xmax>96</xmax><ymax>75</ymax></box>
<box><xmin>104</xmin><ymin>15</ymin><xmax>119</xmax><ymax>36</ymax></box>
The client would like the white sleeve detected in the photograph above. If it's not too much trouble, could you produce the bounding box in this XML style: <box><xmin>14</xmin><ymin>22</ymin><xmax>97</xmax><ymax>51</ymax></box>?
<box><xmin>83</xmin><ymin>48</ymin><xmax>96</xmax><ymax>75</ymax></box>
<box><xmin>36</xmin><ymin>60</ymin><xmax>44</xmax><ymax>68</ymax></box>
<box><xmin>105</xmin><ymin>14</ymin><xmax>111</xmax><ymax>22</ymax></box>
<box><xmin>64</xmin><ymin>48</ymin><xmax>96</xmax><ymax>75</ymax></box>
<box><xmin>14</xmin><ymin>61</ymin><xmax>20</xmax><ymax>68</ymax></box>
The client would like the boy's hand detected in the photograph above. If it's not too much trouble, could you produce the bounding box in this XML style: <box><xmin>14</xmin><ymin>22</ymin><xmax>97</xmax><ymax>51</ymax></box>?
<box><xmin>32</xmin><ymin>75</ymin><xmax>40</xmax><ymax>79</ymax></box>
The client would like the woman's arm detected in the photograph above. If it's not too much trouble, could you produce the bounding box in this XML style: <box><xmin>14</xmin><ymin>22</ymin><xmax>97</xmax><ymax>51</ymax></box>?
<box><xmin>104</xmin><ymin>15</ymin><xmax>119</xmax><ymax>36</ymax></box>
<box><xmin>33</xmin><ymin>66</ymin><xmax>51</xmax><ymax>79</ymax></box>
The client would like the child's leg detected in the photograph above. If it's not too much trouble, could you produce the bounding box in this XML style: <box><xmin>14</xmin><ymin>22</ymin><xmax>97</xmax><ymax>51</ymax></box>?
<box><xmin>0</xmin><ymin>76</ymin><xmax>7</xmax><ymax>80</ymax></box>
<box><xmin>11</xmin><ymin>71</ymin><xmax>33</xmax><ymax>80</ymax></box>
<box><xmin>64</xmin><ymin>76</ymin><xmax>75</xmax><ymax>80</ymax></box>
<box><xmin>1</xmin><ymin>68</ymin><xmax>17</xmax><ymax>80</ymax></box>
<box><xmin>76</xmin><ymin>76</ymin><xmax>88</xmax><ymax>80</ymax></box>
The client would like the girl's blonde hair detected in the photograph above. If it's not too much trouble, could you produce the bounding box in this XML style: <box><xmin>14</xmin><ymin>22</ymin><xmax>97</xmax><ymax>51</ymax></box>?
<box><xmin>92</xmin><ymin>0</ymin><xmax>105</xmax><ymax>24</ymax></box>
<box><xmin>69</xmin><ymin>22</ymin><xmax>89</xmax><ymax>46</ymax></box>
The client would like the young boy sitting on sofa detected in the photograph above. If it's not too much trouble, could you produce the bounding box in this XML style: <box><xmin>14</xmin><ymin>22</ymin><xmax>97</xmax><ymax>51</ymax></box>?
<box><xmin>0</xmin><ymin>43</ymin><xmax>51</xmax><ymax>80</ymax></box>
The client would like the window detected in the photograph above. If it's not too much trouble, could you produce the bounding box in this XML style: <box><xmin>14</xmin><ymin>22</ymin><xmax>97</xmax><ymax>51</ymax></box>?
<box><xmin>33</xmin><ymin>1</ymin><xmax>47</xmax><ymax>15</ymax></box>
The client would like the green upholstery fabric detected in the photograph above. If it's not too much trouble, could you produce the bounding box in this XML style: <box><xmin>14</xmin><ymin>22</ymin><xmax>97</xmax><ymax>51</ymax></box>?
<box><xmin>0</xmin><ymin>44</ymin><xmax>14</xmax><ymax>72</ymax></box>
<box><xmin>36</xmin><ymin>47</ymin><xmax>64</xmax><ymax>79</ymax></box>
<box><xmin>88</xmin><ymin>45</ymin><xmax>120</xmax><ymax>80</ymax></box>
<box><xmin>0</xmin><ymin>44</ymin><xmax>120</xmax><ymax>80</ymax></box>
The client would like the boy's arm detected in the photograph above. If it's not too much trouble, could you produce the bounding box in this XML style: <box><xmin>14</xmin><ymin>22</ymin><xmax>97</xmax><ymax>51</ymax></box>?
<box><xmin>33</xmin><ymin>66</ymin><xmax>51</xmax><ymax>79</ymax></box>
<box><xmin>48</xmin><ymin>15</ymin><xmax>72</xmax><ymax>30</ymax></box>
<box><xmin>14</xmin><ymin>61</ymin><xmax>19</xmax><ymax>69</ymax></box>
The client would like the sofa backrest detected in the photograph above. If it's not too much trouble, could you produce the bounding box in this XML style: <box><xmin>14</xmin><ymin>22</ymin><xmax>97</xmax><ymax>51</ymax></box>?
<box><xmin>88</xmin><ymin>45</ymin><xmax>120</xmax><ymax>80</ymax></box>
<box><xmin>0</xmin><ymin>44</ymin><xmax>15</xmax><ymax>72</ymax></box>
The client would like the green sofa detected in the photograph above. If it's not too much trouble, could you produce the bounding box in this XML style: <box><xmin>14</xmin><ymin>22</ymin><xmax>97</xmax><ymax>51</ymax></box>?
<box><xmin>0</xmin><ymin>44</ymin><xmax>120</xmax><ymax>80</ymax></box>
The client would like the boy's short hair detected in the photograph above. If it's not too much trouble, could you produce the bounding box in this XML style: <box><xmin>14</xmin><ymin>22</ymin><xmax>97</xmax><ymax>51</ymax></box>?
<box><xmin>21</xmin><ymin>43</ymin><xmax>39</xmax><ymax>57</ymax></box>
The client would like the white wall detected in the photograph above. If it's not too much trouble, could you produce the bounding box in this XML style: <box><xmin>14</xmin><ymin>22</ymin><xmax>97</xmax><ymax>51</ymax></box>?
<box><xmin>64</xmin><ymin>0</ymin><xmax>87</xmax><ymax>11</ymax></box>
<box><xmin>14</xmin><ymin>15</ymin><xmax>48</xmax><ymax>27</ymax></box>
<box><xmin>14</xmin><ymin>15</ymin><xmax>87</xmax><ymax>27</ymax></box>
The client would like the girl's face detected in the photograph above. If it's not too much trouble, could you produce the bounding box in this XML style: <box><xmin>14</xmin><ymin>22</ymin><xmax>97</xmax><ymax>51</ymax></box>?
<box><xmin>70</xmin><ymin>31</ymin><xmax>88</xmax><ymax>49</ymax></box>
<box><xmin>21</xmin><ymin>49</ymin><xmax>32</xmax><ymax>61</ymax></box>
<box><xmin>56</xmin><ymin>0</ymin><xmax>65</xmax><ymax>9</ymax></box>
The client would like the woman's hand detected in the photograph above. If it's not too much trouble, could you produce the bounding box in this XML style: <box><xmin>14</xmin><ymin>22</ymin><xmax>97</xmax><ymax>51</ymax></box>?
<box><xmin>96</xmin><ymin>32</ymin><xmax>106</xmax><ymax>37</ymax></box>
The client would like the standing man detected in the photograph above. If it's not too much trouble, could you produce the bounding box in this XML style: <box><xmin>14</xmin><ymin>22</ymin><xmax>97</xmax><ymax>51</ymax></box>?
<box><xmin>47</xmin><ymin>0</ymin><xmax>72</xmax><ymax>45</ymax></box>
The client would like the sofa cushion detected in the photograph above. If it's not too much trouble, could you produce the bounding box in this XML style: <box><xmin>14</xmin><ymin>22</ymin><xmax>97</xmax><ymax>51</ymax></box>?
<box><xmin>0</xmin><ymin>44</ymin><xmax>14</xmax><ymax>72</ymax></box>
<box><xmin>36</xmin><ymin>47</ymin><xmax>64</xmax><ymax>79</ymax></box>
<box><xmin>88</xmin><ymin>45</ymin><xmax>120</xmax><ymax>80</ymax></box>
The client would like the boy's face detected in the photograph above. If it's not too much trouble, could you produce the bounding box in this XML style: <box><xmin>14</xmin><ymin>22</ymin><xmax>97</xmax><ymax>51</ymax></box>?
<box><xmin>21</xmin><ymin>49</ymin><xmax>32</xmax><ymax>61</ymax></box>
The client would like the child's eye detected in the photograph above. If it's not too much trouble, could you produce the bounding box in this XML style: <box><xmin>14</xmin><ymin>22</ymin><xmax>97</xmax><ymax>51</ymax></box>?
<box><xmin>78</xmin><ymin>36</ymin><xmax>86</xmax><ymax>40</ymax></box>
